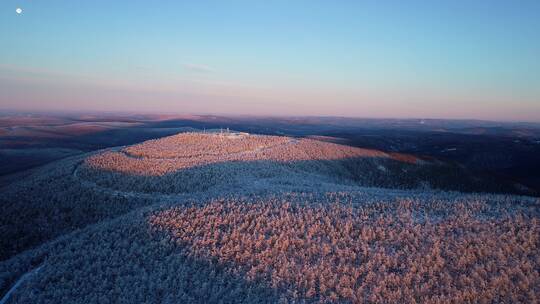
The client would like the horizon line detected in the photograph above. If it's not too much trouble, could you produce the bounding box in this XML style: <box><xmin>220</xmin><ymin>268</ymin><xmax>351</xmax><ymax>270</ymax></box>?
<box><xmin>1</xmin><ymin>108</ymin><xmax>540</xmax><ymax>125</ymax></box>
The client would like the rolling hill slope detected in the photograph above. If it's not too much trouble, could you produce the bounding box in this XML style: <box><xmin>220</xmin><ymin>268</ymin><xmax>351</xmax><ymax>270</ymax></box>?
<box><xmin>1</xmin><ymin>131</ymin><xmax>538</xmax><ymax>303</ymax></box>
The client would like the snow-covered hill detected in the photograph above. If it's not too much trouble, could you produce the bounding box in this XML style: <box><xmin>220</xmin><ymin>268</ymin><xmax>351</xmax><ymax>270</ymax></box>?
<box><xmin>1</xmin><ymin>132</ymin><xmax>538</xmax><ymax>303</ymax></box>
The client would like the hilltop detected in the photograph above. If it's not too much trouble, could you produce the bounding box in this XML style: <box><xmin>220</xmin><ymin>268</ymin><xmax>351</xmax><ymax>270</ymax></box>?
<box><xmin>0</xmin><ymin>131</ymin><xmax>539</xmax><ymax>303</ymax></box>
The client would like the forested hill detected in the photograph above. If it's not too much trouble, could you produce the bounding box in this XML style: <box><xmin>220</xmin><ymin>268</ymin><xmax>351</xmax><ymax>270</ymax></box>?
<box><xmin>1</xmin><ymin>131</ymin><xmax>538</xmax><ymax>303</ymax></box>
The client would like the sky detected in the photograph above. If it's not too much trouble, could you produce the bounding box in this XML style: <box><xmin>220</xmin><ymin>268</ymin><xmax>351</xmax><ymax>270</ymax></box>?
<box><xmin>1</xmin><ymin>0</ymin><xmax>539</xmax><ymax>121</ymax></box>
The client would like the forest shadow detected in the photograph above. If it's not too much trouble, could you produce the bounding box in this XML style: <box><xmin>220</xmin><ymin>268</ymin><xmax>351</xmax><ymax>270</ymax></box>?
<box><xmin>137</xmin><ymin>224</ymin><xmax>284</xmax><ymax>303</ymax></box>
<box><xmin>81</xmin><ymin>154</ymin><xmax>529</xmax><ymax>196</ymax></box>
<box><xmin>0</xmin><ymin>215</ymin><xmax>283</xmax><ymax>303</ymax></box>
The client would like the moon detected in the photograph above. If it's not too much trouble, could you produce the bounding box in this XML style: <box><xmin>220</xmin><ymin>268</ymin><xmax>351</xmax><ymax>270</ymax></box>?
<box><xmin>16</xmin><ymin>8</ymin><xmax>23</xmax><ymax>14</ymax></box>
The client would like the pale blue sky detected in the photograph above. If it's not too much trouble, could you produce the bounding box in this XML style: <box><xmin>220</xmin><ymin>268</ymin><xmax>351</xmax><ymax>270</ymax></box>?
<box><xmin>1</xmin><ymin>1</ymin><xmax>539</xmax><ymax>121</ymax></box>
